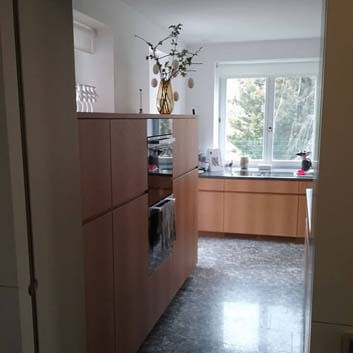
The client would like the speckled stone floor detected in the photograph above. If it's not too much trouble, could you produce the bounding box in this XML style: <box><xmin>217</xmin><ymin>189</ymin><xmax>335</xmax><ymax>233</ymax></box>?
<box><xmin>138</xmin><ymin>237</ymin><xmax>305</xmax><ymax>353</ymax></box>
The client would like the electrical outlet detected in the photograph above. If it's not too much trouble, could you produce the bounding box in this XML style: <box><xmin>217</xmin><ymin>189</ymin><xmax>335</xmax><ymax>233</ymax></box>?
<box><xmin>342</xmin><ymin>333</ymin><xmax>353</xmax><ymax>353</ymax></box>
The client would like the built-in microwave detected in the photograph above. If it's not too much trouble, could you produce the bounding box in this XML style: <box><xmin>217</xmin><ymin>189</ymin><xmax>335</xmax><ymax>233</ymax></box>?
<box><xmin>147</xmin><ymin>119</ymin><xmax>176</xmax><ymax>272</ymax></box>
<box><xmin>147</xmin><ymin>119</ymin><xmax>174</xmax><ymax>206</ymax></box>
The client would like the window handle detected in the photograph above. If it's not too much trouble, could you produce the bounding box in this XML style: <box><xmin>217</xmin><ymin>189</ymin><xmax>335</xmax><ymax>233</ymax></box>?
<box><xmin>268</xmin><ymin>126</ymin><xmax>273</xmax><ymax>132</ymax></box>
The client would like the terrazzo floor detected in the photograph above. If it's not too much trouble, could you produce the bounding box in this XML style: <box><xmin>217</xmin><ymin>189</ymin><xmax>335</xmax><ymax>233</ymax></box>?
<box><xmin>138</xmin><ymin>237</ymin><xmax>305</xmax><ymax>353</ymax></box>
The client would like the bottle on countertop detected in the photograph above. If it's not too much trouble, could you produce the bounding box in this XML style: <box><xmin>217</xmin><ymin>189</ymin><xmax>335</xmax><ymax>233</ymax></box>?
<box><xmin>296</xmin><ymin>151</ymin><xmax>312</xmax><ymax>171</ymax></box>
<box><xmin>240</xmin><ymin>156</ymin><xmax>249</xmax><ymax>170</ymax></box>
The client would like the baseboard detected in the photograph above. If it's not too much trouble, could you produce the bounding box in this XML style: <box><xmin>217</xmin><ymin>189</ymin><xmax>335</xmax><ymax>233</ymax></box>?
<box><xmin>198</xmin><ymin>231</ymin><xmax>304</xmax><ymax>243</ymax></box>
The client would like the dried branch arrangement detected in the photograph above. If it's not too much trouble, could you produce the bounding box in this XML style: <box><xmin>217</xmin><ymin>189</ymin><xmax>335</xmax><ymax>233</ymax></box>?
<box><xmin>135</xmin><ymin>24</ymin><xmax>202</xmax><ymax>82</ymax></box>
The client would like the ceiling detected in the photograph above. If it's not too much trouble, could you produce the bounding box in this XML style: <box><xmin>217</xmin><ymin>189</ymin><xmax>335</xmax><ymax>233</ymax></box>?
<box><xmin>121</xmin><ymin>0</ymin><xmax>324</xmax><ymax>45</ymax></box>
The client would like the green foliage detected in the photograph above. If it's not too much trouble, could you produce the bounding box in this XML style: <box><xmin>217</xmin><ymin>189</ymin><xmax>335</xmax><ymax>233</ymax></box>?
<box><xmin>226</xmin><ymin>76</ymin><xmax>316</xmax><ymax>161</ymax></box>
<box><xmin>272</xmin><ymin>77</ymin><xmax>315</xmax><ymax>160</ymax></box>
<box><xmin>227</xmin><ymin>78</ymin><xmax>265</xmax><ymax>159</ymax></box>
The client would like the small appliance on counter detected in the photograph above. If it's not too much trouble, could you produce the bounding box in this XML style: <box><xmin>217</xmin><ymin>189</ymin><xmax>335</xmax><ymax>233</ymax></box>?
<box><xmin>240</xmin><ymin>156</ymin><xmax>249</xmax><ymax>170</ymax></box>
<box><xmin>258</xmin><ymin>164</ymin><xmax>272</xmax><ymax>172</ymax></box>
<box><xmin>296</xmin><ymin>151</ymin><xmax>312</xmax><ymax>175</ymax></box>
<box><xmin>198</xmin><ymin>153</ymin><xmax>210</xmax><ymax>172</ymax></box>
<box><xmin>147</xmin><ymin>119</ymin><xmax>174</xmax><ymax>206</ymax></box>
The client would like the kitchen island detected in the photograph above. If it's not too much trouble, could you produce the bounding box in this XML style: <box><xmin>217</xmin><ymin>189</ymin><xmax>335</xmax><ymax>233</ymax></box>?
<box><xmin>78</xmin><ymin>113</ymin><xmax>198</xmax><ymax>353</ymax></box>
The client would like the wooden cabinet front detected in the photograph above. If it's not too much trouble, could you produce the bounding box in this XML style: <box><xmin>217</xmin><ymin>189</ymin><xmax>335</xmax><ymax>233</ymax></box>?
<box><xmin>297</xmin><ymin>195</ymin><xmax>308</xmax><ymax>237</ymax></box>
<box><xmin>173</xmin><ymin>169</ymin><xmax>198</xmax><ymax>290</ymax></box>
<box><xmin>225</xmin><ymin>178</ymin><xmax>299</xmax><ymax>194</ymax></box>
<box><xmin>198</xmin><ymin>177</ymin><xmax>314</xmax><ymax>238</ymax></box>
<box><xmin>83</xmin><ymin>213</ymin><xmax>114</xmax><ymax>353</ymax></box>
<box><xmin>297</xmin><ymin>181</ymin><xmax>313</xmax><ymax>237</ymax></box>
<box><xmin>111</xmin><ymin>120</ymin><xmax>148</xmax><ymax>207</ymax></box>
<box><xmin>224</xmin><ymin>192</ymin><xmax>299</xmax><ymax>237</ymax></box>
<box><xmin>79</xmin><ymin>120</ymin><xmax>112</xmax><ymax>221</ymax></box>
<box><xmin>173</xmin><ymin>119</ymin><xmax>198</xmax><ymax>178</ymax></box>
<box><xmin>198</xmin><ymin>191</ymin><xmax>224</xmax><ymax>233</ymax></box>
<box><xmin>113</xmin><ymin>194</ymin><xmax>149</xmax><ymax>353</ymax></box>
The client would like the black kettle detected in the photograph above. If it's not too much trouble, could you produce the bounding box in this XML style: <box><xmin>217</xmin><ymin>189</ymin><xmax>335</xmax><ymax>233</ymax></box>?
<box><xmin>296</xmin><ymin>151</ymin><xmax>312</xmax><ymax>171</ymax></box>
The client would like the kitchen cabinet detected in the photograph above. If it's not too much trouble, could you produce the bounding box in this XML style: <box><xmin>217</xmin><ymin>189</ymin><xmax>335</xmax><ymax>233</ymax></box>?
<box><xmin>298</xmin><ymin>181</ymin><xmax>313</xmax><ymax>194</ymax></box>
<box><xmin>224</xmin><ymin>179</ymin><xmax>299</xmax><ymax>194</ymax></box>
<box><xmin>173</xmin><ymin>118</ymin><xmax>198</xmax><ymax>178</ymax></box>
<box><xmin>198</xmin><ymin>191</ymin><xmax>224</xmax><ymax>233</ymax></box>
<box><xmin>79</xmin><ymin>120</ymin><xmax>112</xmax><ymax>221</ymax></box>
<box><xmin>198</xmin><ymin>177</ymin><xmax>314</xmax><ymax>238</ymax></box>
<box><xmin>78</xmin><ymin>114</ymin><xmax>198</xmax><ymax>353</ymax></box>
<box><xmin>173</xmin><ymin>169</ymin><xmax>198</xmax><ymax>290</ymax></box>
<box><xmin>111</xmin><ymin>119</ymin><xmax>148</xmax><ymax>207</ymax></box>
<box><xmin>198</xmin><ymin>178</ymin><xmax>224</xmax><ymax>233</ymax></box>
<box><xmin>114</xmin><ymin>194</ymin><xmax>149</xmax><ymax>353</ymax></box>
<box><xmin>146</xmin><ymin>253</ymin><xmax>174</xmax><ymax>330</ymax></box>
<box><xmin>224</xmin><ymin>192</ymin><xmax>298</xmax><ymax>237</ymax></box>
<box><xmin>83</xmin><ymin>212</ymin><xmax>114</xmax><ymax>353</ymax></box>
<box><xmin>297</xmin><ymin>181</ymin><xmax>314</xmax><ymax>237</ymax></box>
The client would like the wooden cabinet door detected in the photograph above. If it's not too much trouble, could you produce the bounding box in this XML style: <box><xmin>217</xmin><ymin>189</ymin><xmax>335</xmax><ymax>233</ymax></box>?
<box><xmin>173</xmin><ymin>118</ymin><xmax>198</xmax><ymax>178</ymax></box>
<box><xmin>79</xmin><ymin>120</ymin><xmax>112</xmax><ymax>221</ymax></box>
<box><xmin>198</xmin><ymin>191</ymin><xmax>224</xmax><ymax>233</ymax></box>
<box><xmin>83</xmin><ymin>212</ymin><xmax>114</xmax><ymax>353</ymax></box>
<box><xmin>224</xmin><ymin>192</ymin><xmax>299</xmax><ymax>237</ymax></box>
<box><xmin>297</xmin><ymin>195</ymin><xmax>308</xmax><ymax>238</ymax></box>
<box><xmin>225</xmin><ymin>179</ymin><xmax>299</xmax><ymax>194</ymax></box>
<box><xmin>298</xmin><ymin>181</ymin><xmax>314</xmax><ymax>194</ymax></box>
<box><xmin>111</xmin><ymin>120</ymin><xmax>147</xmax><ymax>207</ymax></box>
<box><xmin>173</xmin><ymin>169</ymin><xmax>198</xmax><ymax>290</ymax></box>
<box><xmin>113</xmin><ymin>194</ymin><xmax>149</xmax><ymax>353</ymax></box>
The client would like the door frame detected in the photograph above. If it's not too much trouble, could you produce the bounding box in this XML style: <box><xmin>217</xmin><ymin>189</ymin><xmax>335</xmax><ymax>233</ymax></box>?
<box><xmin>0</xmin><ymin>0</ymin><xmax>36</xmax><ymax>352</ymax></box>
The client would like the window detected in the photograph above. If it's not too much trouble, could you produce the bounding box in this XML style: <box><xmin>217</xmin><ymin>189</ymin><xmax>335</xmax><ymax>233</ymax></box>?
<box><xmin>218</xmin><ymin>62</ymin><xmax>319</xmax><ymax>167</ymax></box>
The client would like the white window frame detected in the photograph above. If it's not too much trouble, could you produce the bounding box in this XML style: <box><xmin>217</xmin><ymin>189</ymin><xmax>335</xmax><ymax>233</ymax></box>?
<box><xmin>217</xmin><ymin>60</ymin><xmax>321</xmax><ymax>169</ymax></box>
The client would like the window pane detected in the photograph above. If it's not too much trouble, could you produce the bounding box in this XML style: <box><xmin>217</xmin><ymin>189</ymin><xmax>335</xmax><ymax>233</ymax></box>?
<box><xmin>226</xmin><ymin>78</ymin><xmax>266</xmax><ymax>161</ymax></box>
<box><xmin>273</xmin><ymin>77</ymin><xmax>316</xmax><ymax>161</ymax></box>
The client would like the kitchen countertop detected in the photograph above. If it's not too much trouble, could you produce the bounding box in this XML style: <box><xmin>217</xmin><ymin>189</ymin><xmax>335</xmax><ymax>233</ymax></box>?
<box><xmin>199</xmin><ymin>168</ymin><xmax>314</xmax><ymax>181</ymax></box>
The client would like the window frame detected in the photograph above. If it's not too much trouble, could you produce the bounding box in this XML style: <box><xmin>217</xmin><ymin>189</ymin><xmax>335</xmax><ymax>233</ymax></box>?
<box><xmin>218</xmin><ymin>62</ymin><xmax>320</xmax><ymax>169</ymax></box>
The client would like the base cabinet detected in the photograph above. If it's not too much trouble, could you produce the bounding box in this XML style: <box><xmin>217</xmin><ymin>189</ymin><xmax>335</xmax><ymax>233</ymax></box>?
<box><xmin>173</xmin><ymin>169</ymin><xmax>198</xmax><ymax>290</ymax></box>
<box><xmin>79</xmin><ymin>115</ymin><xmax>198</xmax><ymax>353</ymax></box>
<box><xmin>83</xmin><ymin>213</ymin><xmax>115</xmax><ymax>353</ymax></box>
<box><xmin>297</xmin><ymin>195</ymin><xmax>309</xmax><ymax>237</ymax></box>
<box><xmin>198</xmin><ymin>178</ymin><xmax>313</xmax><ymax>238</ymax></box>
<box><xmin>224</xmin><ymin>192</ymin><xmax>298</xmax><ymax>237</ymax></box>
<box><xmin>114</xmin><ymin>194</ymin><xmax>149</xmax><ymax>353</ymax></box>
<box><xmin>198</xmin><ymin>191</ymin><xmax>224</xmax><ymax>233</ymax></box>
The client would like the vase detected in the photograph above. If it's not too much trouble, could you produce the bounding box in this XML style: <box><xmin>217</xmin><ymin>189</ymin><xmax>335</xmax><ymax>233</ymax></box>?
<box><xmin>157</xmin><ymin>79</ymin><xmax>174</xmax><ymax>114</ymax></box>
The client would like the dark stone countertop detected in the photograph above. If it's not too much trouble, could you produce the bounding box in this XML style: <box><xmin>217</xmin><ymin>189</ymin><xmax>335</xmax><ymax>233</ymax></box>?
<box><xmin>199</xmin><ymin>168</ymin><xmax>315</xmax><ymax>181</ymax></box>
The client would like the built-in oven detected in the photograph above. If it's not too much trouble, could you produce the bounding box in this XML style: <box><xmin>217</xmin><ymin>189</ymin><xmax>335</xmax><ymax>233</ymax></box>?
<box><xmin>147</xmin><ymin>119</ymin><xmax>176</xmax><ymax>272</ymax></box>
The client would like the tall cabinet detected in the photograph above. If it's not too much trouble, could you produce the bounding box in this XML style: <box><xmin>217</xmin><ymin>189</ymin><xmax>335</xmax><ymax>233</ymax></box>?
<box><xmin>78</xmin><ymin>113</ymin><xmax>198</xmax><ymax>353</ymax></box>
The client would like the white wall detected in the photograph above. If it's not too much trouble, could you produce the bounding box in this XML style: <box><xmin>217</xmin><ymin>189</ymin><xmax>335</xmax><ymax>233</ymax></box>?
<box><xmin>186</xmin><ymin>38</ymin><xmax>322</xmax><ymax>152</ymax></box>
<box><xmin>73</xmin><ymin>0</ymin><xmax>187</xmax><ymax>114</ymax></box>
<box><xmin>74</xmin><ymin>12</ymin><xmax>115</xmax><ymax>112</ymax></box>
